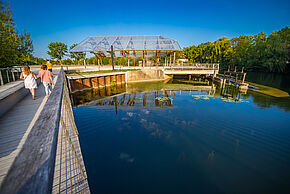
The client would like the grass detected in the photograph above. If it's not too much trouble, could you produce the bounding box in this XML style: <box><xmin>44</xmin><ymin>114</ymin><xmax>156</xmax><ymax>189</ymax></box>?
<box><xmin>66</xmin><ymin>69</ymin><xmax>139</xmax><ymax>76</ymax></box>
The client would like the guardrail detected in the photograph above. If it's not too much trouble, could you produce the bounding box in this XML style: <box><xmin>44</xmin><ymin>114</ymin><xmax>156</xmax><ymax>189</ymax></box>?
<box><xmin>0</xmin><ymin>68</ymin><xmax>90</xmax><ymax>194</ymax></box>
<box><xmin>0</xmin><ymin>67</ymin><xmax>23</xmax><ymax>85</ymax></box>
<box><xmin>163</xmin><ymin>63</ymin><xmax>219</xmax><ymax>70</ymax></box>
<box><xmin>52</xmin><ymin>71</ymin><xmax>90</xmax><ymax>193</ymax></box>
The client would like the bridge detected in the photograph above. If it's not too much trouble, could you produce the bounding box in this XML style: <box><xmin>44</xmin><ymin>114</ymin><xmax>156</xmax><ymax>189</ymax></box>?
<box><xmin>163</xmin><ymin>64</ymin><xmax>219</xmax><ymax>77</ymax></box>
<box><xmin>0</xmin><ymin>68</ymin><xmax>90</xmax><ymax>194</ymax></box>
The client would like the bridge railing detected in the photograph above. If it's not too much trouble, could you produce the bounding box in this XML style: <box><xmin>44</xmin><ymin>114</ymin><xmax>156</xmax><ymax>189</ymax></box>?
<box><xmin>0</xmin><ymin>68</ymin><xmax>90</xmax><ymax>194</ymax></box>
<box><xmin>0</xmin><ymin>66</ymin><xmax>23</xmax><ymax>86</ymax></box>
<box><xmin>52</xmin><ymin>71</ymin><xmax>90</xmax><ymax>193</ymax></box>
<box><xmin>163</xmin><ymin>63</ymin><xmax>219</xmax><ymax>70</ymax></box>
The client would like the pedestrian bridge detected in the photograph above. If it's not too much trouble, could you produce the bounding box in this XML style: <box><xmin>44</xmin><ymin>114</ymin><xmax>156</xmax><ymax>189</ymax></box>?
<box><xmin>0</xmin><ymin>68</ymin><xmax>90</xmax><ymax>194</ymax></box>
<box><xmin>163</xmin><ymin>64</ymin><xmax>219</xmax><ymax>76</ymax></box>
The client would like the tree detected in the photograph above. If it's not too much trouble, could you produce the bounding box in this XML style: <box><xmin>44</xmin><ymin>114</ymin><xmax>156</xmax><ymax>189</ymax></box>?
<box><xmin>69</xmin><ymin>43</ymin><xmax>82</xmax><ymax>64</ymax></box>
<box><xmin>47</xmin><ymin>42</ymin><xmax>68</xmax><ymax>64</ymax></box>
<box><xmin>0</xmin><ymin>1</ymin><xmax>34</xmax><ymax>67</ymax></box>
<box><xmin>0</xmin><ymin>1</ymin><xmax>20</xmax><ymax>67</ymax></box>
<box><xmin>18</xmin><ymin>31</ymin><xmax>33</xmax><ymax>64</ymax></box>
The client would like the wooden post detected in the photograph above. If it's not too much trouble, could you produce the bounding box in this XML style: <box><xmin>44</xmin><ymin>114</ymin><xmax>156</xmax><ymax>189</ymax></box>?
<box><xmin>155</xmin><ymin>51</ymin><xmax>157</xmax><ymax>66</ymax></box>
<box><xmin>127</xmin><ymin>51</ymin><xmax>130</xmax><ymax>67</ymax></box>
<box><xmin>169</xmin><ymin>53</ymin><xmax>172</xmax><ymax>66</ymax></box>
<box><xmin>234</xmin><ymin>66</ymin><xmax>236</xmax><ymax>72</ymax></box>
<box><xmin>0</xmin><ymin>70</ymin><xmax>4</xmax><ymax>85</ymax></box>
<box><xmin>83</xmin><ymin>52</ymin><xmax>86</xmax><ymax>69</ymax></box>
<box><xmin>142</xmin><ymin>51</ymin><xmax>145</xmax><ymax>67</ymax></box>
<box><xmin>165</xmin><ymin>54</ymin><xmax>167</xmax><ymax>66</ymax></box>
<box><xmin>145</xmin><ymin>51</ymin><xmax>147</xmax><ymax>67</ymax></box>
<box><xmin>111</xmin><ymin>45</ymin><xmax>115</xmax><ymax>70</ymax></box>
<box><xmin>122</xmin><ymin>51</ymin><xmax>125</xmax><ymax>67</ymax></box>
<box><xmin>157</xmin><ymin>51</ymin><xmax>160</xmax><ymax>67</ymax></box>
<box><xmin>6</xmin><ymin>70</ymin><xmax>10</xmax><ymax>83</ymax></box>
<box><xmin>173</xmin><ymin>52</ymin><xmax>176</xmax><ymax>66</ymax></box>
<box><xmin>242</xmin><ymin>73</ymin><xmax>246</xmax><ymax>84</ymax></box>
<box><xmin>133</xmin><ymin>51</ymin><xmax>136</xmax><ymax>67</ymax></box>
<box><xmin>12</xmin><ymin>70</ymin><xmax>15</xmax><ymax>81</ymax></box>
<box><xmin>241</xmin><ymin>67</ymin><xmax>244</xmax><ymax>73</ymax></box>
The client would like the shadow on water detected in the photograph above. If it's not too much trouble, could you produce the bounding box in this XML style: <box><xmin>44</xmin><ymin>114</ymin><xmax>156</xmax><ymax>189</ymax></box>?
<box><xmin>247</xmin><ymin>72</ymin><xmax>290</xmax><ymax>94</ymax></box>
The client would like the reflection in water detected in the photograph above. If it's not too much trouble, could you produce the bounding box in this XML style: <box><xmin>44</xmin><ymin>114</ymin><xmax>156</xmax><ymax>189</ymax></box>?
<box><xmin>73</xmin><ymin>77</ymin><xmax>290</xmax><ymax>193</ymax></box>
<box><xmin>119</xmin><ymin>153</ymin><xmax>135</xmax><ymax>163</ymax></box>
<box><xmin>72</xmin><ymin>78</ymin><xmax>290</xmax><ymax>111</ymax></box>
<box><xmin>208</xmin><ymin>151</ymin><xmax>215</xmax><ymax>160</ymax></box>
<box><xmin>72</xmin><ymin>79</ymin><xmax>217</xmax><ymax>108</ymax></box>
<box><xmin>71</xmin><ymin>83</ymin><xmax>126</xmax><ymax>107</ymax></box>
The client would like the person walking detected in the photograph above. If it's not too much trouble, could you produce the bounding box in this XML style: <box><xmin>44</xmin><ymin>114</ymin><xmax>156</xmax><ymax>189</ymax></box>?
<box><xmin>20</xmin><ymin>65</ymin><xmax>38</xmax><ymax>100</ymax></box>
<box><xmin>46</xmin><ymin>59</ymin><xmax>52</xmax><ymax>73</ymax></box>
<box><xmin>39</xmin><ymin>65</ymin><xmax>53</xmax><ymax>97</ymax></box>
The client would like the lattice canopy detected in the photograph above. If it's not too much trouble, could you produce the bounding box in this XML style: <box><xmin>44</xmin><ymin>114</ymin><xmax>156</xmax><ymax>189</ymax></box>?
<box><xmin>70</xmin><ymin>35</ymin><xmax>181</xmax><ymax>57</ymax></box>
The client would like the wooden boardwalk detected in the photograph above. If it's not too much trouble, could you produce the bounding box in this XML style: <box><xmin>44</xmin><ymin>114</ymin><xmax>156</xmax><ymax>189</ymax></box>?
<box><xmin>0</xmin><ymin>81</ymin><xmax>47</xmax><ymax>185</ymax></box>
<box><xmin>0</xmin><ymin>70</ymin><xmax>90</xmax><ymax>193</ymax></box>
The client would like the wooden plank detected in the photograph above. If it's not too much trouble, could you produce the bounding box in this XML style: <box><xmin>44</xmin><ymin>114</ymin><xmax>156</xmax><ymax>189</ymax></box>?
<box><xmin>0</xmin><ymin>70</ymin><xmax>64</xmax><ymax>194</ymax></box>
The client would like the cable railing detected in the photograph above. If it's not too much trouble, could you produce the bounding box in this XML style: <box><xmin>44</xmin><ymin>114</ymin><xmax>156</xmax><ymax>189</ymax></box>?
<box><xmin>52</xmin><ymin>71</ymin><xmax>90</xmax><ymax>193</ymax></box>
<box><xmin>0</xmin><ymin>66</ymin><xmax>23</xmax><ymax>85</ymax></box>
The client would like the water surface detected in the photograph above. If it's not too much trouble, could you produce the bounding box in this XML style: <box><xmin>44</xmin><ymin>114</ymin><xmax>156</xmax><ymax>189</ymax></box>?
<box><xmin>73</xmin><ymin>76</ymin><xmax>290</xmax><ymax>194</ymax></box>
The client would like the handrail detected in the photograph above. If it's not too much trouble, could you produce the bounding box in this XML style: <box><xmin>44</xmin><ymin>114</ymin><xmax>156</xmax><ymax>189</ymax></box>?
<box><xmin>163</xmin><ymin>63</ymin><xmax>219</xmax><ymax>70</ymax></box>
<box><xmin>0</xmin><ymin>66</ymin><xmax>23</xmax><ymax>85</ymax></box>
<box><xmin>52</xmin><ymin>71</ymin><xmax>89</xmax><ymax>193</ymax></box>
<box><xmin>0</xmin><ymin>68</ymin><xmax>90</xmax><ymax>194</ymax></box>
<box><xmin>0</xmin><ymin>68</ymin><xmax>64</xmax><ymax>194</ymax></box>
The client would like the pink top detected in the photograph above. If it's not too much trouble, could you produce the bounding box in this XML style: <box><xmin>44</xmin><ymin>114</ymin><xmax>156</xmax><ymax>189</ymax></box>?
<box><xmin>39</xmin><ymin>70</ymin><xmax>53</xmax><ymax>83</ymax></box>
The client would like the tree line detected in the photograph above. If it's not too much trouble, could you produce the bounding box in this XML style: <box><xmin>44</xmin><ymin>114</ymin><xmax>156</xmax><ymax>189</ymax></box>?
<box><xmin>0</xmin><ymin>1</ymin><xmax>36</xmax><ymax>67</ymax></box>
<box><xmin>184</xmin><ymin>27</ymin><xmax>290</xmax><ymax>73</ymax></box>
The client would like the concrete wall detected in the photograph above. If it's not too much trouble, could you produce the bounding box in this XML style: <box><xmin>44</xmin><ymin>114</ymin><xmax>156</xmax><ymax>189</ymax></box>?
<box><xmin>126</xmin><ymin>69</ymin><xmax>164</xmax><ymax>83</ymax></box>
<box><xmin>69</xmin><ymin>70</ymin><xmax>165</xmax><ymax>92</ymax></box>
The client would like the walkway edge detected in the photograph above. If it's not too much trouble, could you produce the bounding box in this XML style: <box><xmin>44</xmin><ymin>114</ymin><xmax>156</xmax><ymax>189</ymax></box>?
<box><xmin>0</xmin><ymin>76</ymin><xmax>58</xmax><ymax>187</ymax></box>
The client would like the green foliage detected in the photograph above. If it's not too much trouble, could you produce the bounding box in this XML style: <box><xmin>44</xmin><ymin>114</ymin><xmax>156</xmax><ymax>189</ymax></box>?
<box><xmin>70</xmin><ymin>44</ymin><xmax>82</xmax><ymax>64</ymax></box>
<box><xmin>0</xmin><ymin>1</ymin><xmax>33</xmax><ymax>67</ymax></box>
<box><xmin>184</xmin><ymin>27</ymin><xmax>290</xmax><ymax>73</ymax></box>
<box><xmin>47</xmin><ymin>42</ymin><xmax>68</xmax><ymax>63</ymax></box>
<box><xmin>62</xmin><ymin>58</ymin><xmax>73</xmax><ymax>65</ymax></box>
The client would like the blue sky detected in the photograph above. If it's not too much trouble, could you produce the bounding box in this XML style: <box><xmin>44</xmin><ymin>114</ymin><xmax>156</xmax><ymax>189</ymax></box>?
<box><xmin>8</xmin><ymin>0</ymin><xmax>290</xmax><ymax>58</ymax></box>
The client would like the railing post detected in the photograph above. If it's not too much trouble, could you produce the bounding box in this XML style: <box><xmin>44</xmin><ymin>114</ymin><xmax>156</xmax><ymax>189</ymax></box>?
<box><xmin>12</xmin><ymin>70</ymin><xmax>15</xmax><ymax>82</ymax></box>
<box><xmin>0</xmin><ymin>70</ymin><xmax>4</xmax><ymax>85</ymax></box>
<box><xmin>6</xmin><ymin>70</ymin><xmax>10</xmax><ymax>83</ymax></box>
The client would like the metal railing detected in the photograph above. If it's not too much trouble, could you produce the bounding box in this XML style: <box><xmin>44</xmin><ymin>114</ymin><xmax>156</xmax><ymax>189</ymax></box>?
<box><xmin>163</xmin><ymin>63</ymin><xmax>219</xmax><ymax>70</ymax></box>
<box><xmin>0</xmin><ymin>66</ymin><xmax>23</xmax><ymax>85</ymax></box>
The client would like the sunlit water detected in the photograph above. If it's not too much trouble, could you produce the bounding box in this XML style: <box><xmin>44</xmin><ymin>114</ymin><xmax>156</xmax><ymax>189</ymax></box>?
<box><xmin>72</xmin><ymin>77</ymin><xmax>290</xmax><ymax>194</ymax></box>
